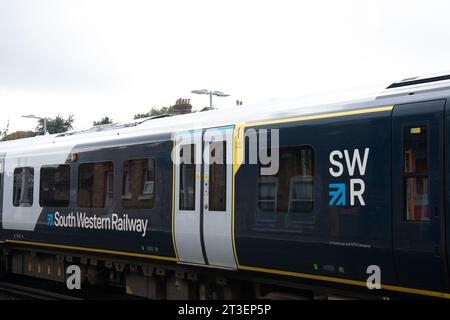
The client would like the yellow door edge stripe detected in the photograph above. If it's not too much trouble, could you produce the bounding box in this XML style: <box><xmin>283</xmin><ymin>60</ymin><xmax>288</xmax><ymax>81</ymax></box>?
<box><xmin>5</xmin><ymin>240</ymin><xmax>177</xmax><ymax>262</ymax></box>
<box><xmin>231</xmin><ymin>126</ymin><xmax>244</xmax><ymax>267</ymax></box>
<box><xmin>171</xmin><ymin>138</ymin><xmax>179</xmax><ymax>261</ymax></box>
<box><xmin>239</xmin><ymin>265</ymin><xmax>450</xmax><ymax>299</ymax></box>
<box><xmin>232</xmin><ymin>124</ymin><xmax>245</xmax><ymax>178</ymax></box>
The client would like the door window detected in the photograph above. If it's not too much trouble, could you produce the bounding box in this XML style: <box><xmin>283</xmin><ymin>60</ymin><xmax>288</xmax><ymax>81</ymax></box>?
<box><xmin>403</xmin><ymin>125</ymin><xmax>430</xmax><ymax>221</ymax></box>
<box><xmin>179</xmin><ymin>144</ymin><xmax>196</xmax><ymax>210</ymax></box>
<box><xmin>208</xmin><ymin>141</ymin><xmax>227</xmax><ymax>211</ymax></box>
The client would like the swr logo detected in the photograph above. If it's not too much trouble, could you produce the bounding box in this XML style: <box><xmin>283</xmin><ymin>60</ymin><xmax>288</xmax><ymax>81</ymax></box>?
<box><xmin>328</xmin><ymin>148</ymin><xmax>369</xmax><ymax>206</ymax></box>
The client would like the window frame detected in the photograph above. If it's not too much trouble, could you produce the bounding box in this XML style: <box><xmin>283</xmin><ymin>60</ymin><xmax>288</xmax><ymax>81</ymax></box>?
<box><xmin>13</xmin><ymin>166</ymin><xmax>35</xmax><ymax>207</ymax></box>
<box><xmin>256</xmin><ymin>144</ymin><xmax>315</xmax><ymax>221</ymax></box>
<box><xmin>77</xmin><ymin>160</ymin><xmax>115</xmax><ymax>209</ymax></box>
<box><xmin>208</xmin><ymin>140</ymin><xmax>227</xmax><ymax>212</ymax></box>
<box><xmin>39</xmin><ymin>164</ymin><xmax>71</xmax><ymax>208</ymax></box>
<box><xmin>121</xmin><ymin>157</ymin><xmax>156</xmax><ymax>209</ymax></box>
<box><xmin>179</xmin><ymin>143</ymin><xmax>197</xmax><ymax>211</ymax></box>
<box><xmin>401</xmin><ymin>123</ymin><xmax>431</xmax><ymax>223</ymax></box>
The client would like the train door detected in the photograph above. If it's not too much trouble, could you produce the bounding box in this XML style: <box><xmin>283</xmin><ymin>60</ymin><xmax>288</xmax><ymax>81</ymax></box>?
<box><xmin>392</xmin><ymin>99</ymin><xmax>447</xmax><ymax>291</ymax></box>
<box><xmin>173</xmin><ymin>127</ymin><xmax>237</xmax><ymax>269</ymax></box>
<box><xmin>173</xmin><ymin>131</ymin><xmax>204</xmax><ymax>264</ymax></box>
<box><xmin>202</xmin><ymin>127</ymin><xmax>236</xmax><ymax>268</ymax></box>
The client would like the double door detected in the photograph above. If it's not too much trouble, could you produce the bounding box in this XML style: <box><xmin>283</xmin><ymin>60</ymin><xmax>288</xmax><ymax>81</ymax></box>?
<box><xmin>173</xmin><ymin>126</ymin><xmax>237</xmax><ymax>269</ymax></box>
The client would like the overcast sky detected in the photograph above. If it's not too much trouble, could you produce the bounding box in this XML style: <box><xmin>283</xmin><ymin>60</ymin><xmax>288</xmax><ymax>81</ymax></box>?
<box><xmin>1</xmin><ymin>0</ymin><xmax>450</xmax><ymax>132</ymax></box>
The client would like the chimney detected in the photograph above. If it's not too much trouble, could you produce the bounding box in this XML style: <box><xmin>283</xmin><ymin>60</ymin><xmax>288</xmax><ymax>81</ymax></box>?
<box><xmin>173</xmin><ymin>98</ymin><xmax>193</xmax><ymax>115</ymax></box>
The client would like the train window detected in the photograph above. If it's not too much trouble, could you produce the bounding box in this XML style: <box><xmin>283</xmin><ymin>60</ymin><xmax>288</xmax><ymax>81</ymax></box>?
<box><xmin>13</xmin><ymin>167</ymin><xmax>34</xmax><ymax>207</ymax></box>
<box><xmin>122</xmin><ymin>158</ymin><xmax>155</xmax><ymax>209</ymax></box>
<box><xmin>257</xmin><ymin>147</ymin><xmax>314</xmax><ymax>219</ymax></box>
<box><xmin>403</xmin><ymin>125</ymin><xmax>430</xmax><ymax>221</ymax></box>
<box><xmin>40</xmin><ymin>165</ymin><xmax>70</xmax><ymax>207</ymax></box>
<box><xmin>179</xmin><ymin>144</ymin><xmax>196</xmax><ymax>210</ymax></box>
<box><xmin>78</xmin><ymin>162</ymin><xmax>114</xmax><ymax>208</ymax></box>
<box><xmin>208</xmin><ymin>141</ymin><xmax>226</xmax><ymax>211</ymax></box>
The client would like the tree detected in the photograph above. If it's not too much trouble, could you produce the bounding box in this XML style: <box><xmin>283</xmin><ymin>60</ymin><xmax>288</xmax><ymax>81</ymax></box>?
<box><xmin>134</xmin><ymin>106</ymin><xmax>175</xmax><ymax>119</ymax></box>
<box><xmin>35</xmin><ymin>114</ymin><xmax>74</xmax><ymax>135</ymax></box>
<box><xmin>93</xmin><ymin>117</ymin><xmax>113</xmax><ymax>126</ymax></box>
<box><xmin>2</xmin><ymin>130</ymin><xmax>37</xmax><ymax>141</ymax></box>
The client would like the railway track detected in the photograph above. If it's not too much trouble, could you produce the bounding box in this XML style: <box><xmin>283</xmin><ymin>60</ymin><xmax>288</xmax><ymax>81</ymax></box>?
<box><xmin>0</xmin><ymin>280</ymin><xmax>83</xmax><ymax>300</ymax></box>
<box><xmin>0</xmin><ymin>273</ymin><xmax>146</xmax><ymax>300</ymax></box>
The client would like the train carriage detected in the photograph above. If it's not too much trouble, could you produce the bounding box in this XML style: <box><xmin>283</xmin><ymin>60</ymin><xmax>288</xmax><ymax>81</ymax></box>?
<box><xmin>1</xmin><ymin>74</ymin><xmax>450</xmax><ymax>299</ymax></box>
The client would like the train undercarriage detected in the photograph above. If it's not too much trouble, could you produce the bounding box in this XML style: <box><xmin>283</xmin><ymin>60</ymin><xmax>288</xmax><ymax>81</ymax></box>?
<box><xmin>0</xmin><ymin>243</ymin><xmax>389</xmax><ymax>300</ymax></box>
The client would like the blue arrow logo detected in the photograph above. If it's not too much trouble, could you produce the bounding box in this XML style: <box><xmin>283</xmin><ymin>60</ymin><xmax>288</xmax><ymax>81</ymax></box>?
<box><xmin>47</xmin><ymin>212</ymin><xmax>54</xmax><ymax>226</ymax></box>
<box><xmin>329</xmin><ymin>183</ymin><xmax>346</xmax><ymax>206</ymax></box>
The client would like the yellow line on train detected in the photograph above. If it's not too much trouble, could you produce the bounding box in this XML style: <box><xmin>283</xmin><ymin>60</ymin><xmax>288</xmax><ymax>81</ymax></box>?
<box><xmin>5</xmin><ymin>240</ymin><xmax>177</xmax><ymax>262</ymax></box>
<box><xmin>245</xmin><ymin>105</ymin><xmax>394</xmax><ymax>128</ymax></box>
<box><xmin>239</xmin><ymin>264</ymin><xmax>450</xmax><ymax>299</ymax></box>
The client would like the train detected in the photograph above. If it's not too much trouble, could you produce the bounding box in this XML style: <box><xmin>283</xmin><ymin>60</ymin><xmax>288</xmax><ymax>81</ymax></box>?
<box><xmin>1</xmin><ymin>73</ymin><xmax>450</xmax><ymax>299</ymax></box>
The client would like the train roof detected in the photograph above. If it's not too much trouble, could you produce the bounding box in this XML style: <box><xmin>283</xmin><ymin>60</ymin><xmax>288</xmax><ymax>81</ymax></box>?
<box><xmin>3</xmin><ymin>73</ymin><xmax>450</xmax><ymax>156</ymax></box>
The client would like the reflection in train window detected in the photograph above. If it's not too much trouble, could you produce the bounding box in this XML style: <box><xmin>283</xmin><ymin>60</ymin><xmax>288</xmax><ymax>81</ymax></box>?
<box><xmin>404</xmin><ymin>125</ymin><xmax>430</xmax><ymax>221</ymax></box>
<box><xmin>179</xmin><ymin>144</ymin><xmax>196</xmax><ymax>210</ymax></box>
<box><xmin>257</xmin><ymin>176</ymin><xmax>278</xmax><ymax>221</ymax></box>
<box><xmin>257</xmin><ymin>147</ymin><xmax>314</xmax><ymax>222</ymax></box>
<box><xmin>40</xmin><ymin>165</ymin><xmax>70</xmax><ymax>207</ymax></box>
<box><xmin>13</xmin><ymin>167</ymin><xmax>34</xmax><ymax>207</ymax></box>
<box><xmin>122</xmin><ymin>158</ymin><xmax>155</xmax><ymax>209</ymax></box>
<box><xmin>78</xmin><ymin>162</ymin><xmax>114</xmax><ymax>208</ymax></box>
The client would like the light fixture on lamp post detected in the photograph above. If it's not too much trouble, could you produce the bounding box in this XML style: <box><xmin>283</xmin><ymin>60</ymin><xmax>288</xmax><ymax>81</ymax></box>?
<box><xmin>22</xmin><ymin>114</ymin><xmax>48</xmax><ymax>135</ymax></box>
<box><xmin>191</xmin><ymin>89</ymin><xmax>230</xmax><ymax>109</ymax></box>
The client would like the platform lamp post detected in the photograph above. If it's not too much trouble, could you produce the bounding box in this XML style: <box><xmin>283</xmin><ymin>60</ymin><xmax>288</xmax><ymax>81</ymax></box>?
<box><xmin>191</xmin><ymin>89</ymin><xmax>230</xmax><ymax>109</ymax></box>
<box><xmin>22</xmin><ymin>114</ymin><xmax>48</xmax><ymax>135</ymax></box>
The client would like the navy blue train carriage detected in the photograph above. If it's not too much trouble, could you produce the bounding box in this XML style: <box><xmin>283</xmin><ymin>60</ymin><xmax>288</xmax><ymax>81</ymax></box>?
<box><xmin>0</xmin><ymin>73</ymin><xmax>450</xmax><ymax>299</ymax></box>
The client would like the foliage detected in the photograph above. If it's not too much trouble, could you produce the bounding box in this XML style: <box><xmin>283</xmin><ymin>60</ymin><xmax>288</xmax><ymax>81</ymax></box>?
<box><xmin>35</xmin><ymin>114</ymin><xmax>74</xmax><ymax>135</ymax></box>
<box><xmin>134</xmin><ymin>106</ymin><xmax>175</xmax><ymax>119</ymax></box>
<box><xmin>2</xmin><ymin>130</ymin><xmax>37</xmax><ymax>141</ymax></box>
<box><xmin>93</xmin><ymin>117</ymin><xmax>113</xmax><ymax>126</ymax></box>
